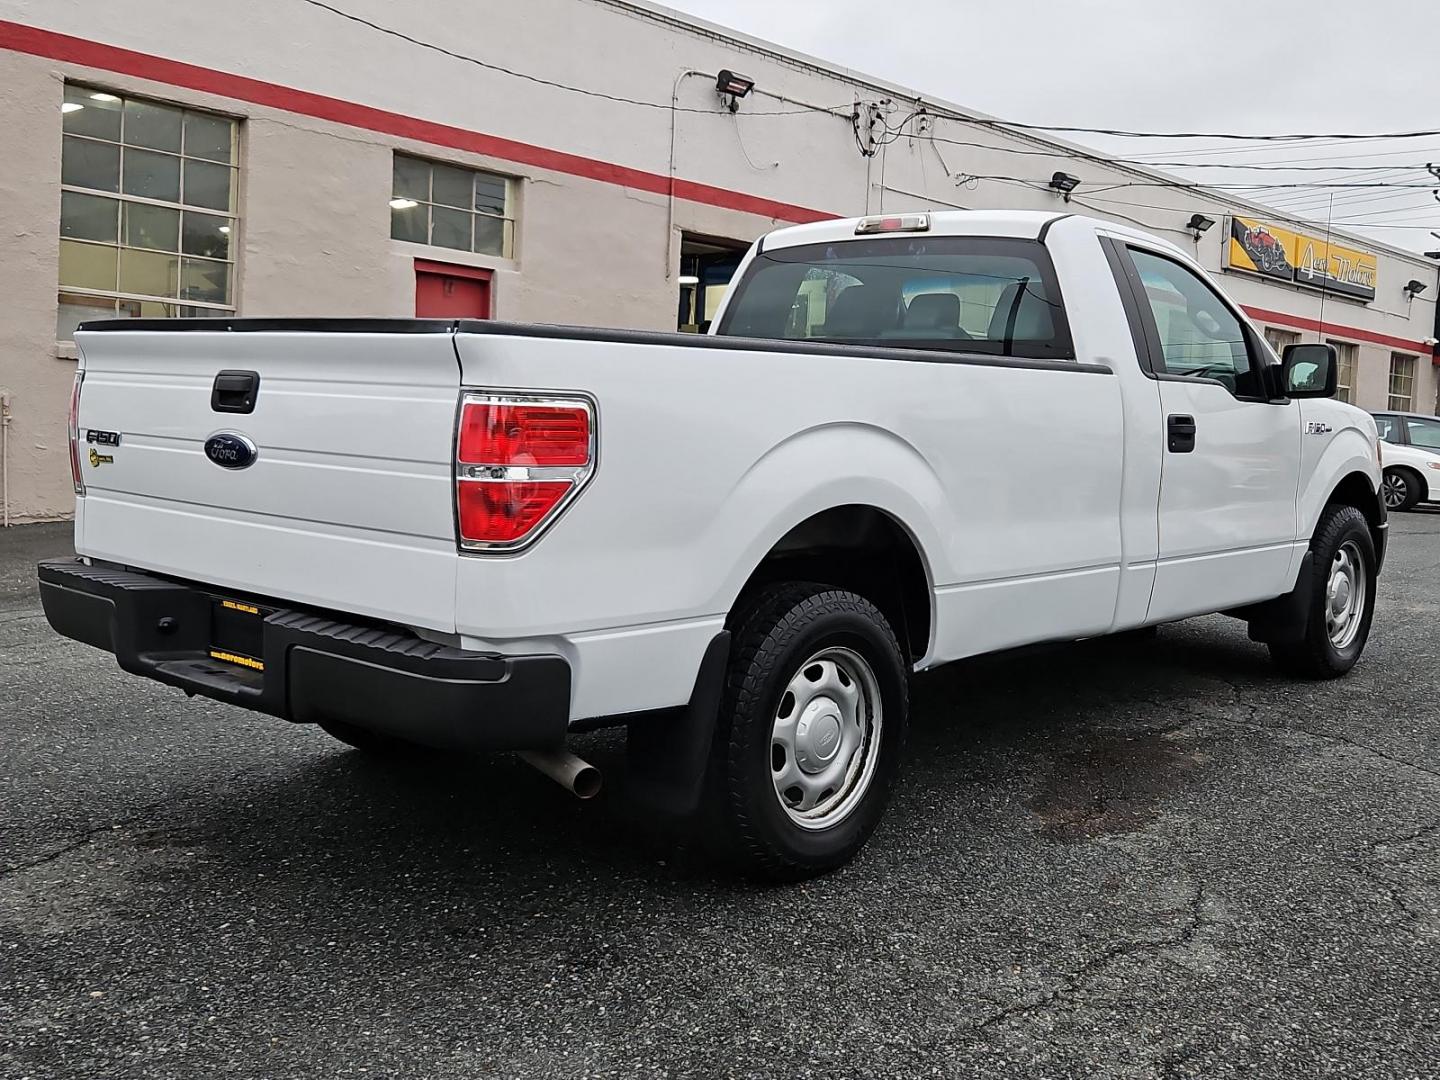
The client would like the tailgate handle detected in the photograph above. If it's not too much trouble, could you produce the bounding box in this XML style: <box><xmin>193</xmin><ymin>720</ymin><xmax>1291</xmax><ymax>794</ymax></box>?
<box><xmin>212</xmin><ymin>370</ymin><xmax>260</xmax><ymax>414</ymax></box>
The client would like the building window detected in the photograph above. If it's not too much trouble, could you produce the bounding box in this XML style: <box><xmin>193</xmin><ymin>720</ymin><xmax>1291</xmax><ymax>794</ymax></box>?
<box><xmin>1327</xmin><ymin>340</ymin><xmax>1356</xmax><ymax>404</ymax></box>
<box><xmin>390</xmin><ymin>153</ymin><xmax>513</xmax><ymax>258</ymax></box>
<box><xmin>1388</xmin><ymin>354</ymin><xmax>1416</xmax><ymax>411</ymax></box>
<box><xmin>1264</xmin><ymin>327</ymin><xmax>1299</xmax><ymax>357</ymax></box>
<box><xmin>58</xmin><ymin>84</ymin><xmax>238</xmax><ymax>340</ymax></box>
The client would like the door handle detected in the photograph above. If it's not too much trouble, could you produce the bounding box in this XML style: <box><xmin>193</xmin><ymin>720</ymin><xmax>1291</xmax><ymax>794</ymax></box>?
<box><xmin>1167</xmin><ymin>414</ymin><xmax>1197</xmax><ymax>453</ymax></box>
<box><xmin>211</xmin><ymin>370</ymin><xmax>260</xmax><ymax>414</ymax></box>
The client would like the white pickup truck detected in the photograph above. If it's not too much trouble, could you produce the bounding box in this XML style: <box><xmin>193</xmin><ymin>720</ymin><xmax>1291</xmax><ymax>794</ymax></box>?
<box><xmin>41</xmin><ymin>210</ymin><xmax>1386</xmax><ymax>879</ymax></box>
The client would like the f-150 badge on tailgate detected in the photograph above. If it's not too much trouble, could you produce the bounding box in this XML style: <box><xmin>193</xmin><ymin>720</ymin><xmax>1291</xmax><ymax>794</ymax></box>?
<box><xmin>204</xmin><ymin>433</ymin><xmax>258</xmax><ymax>470</ymax></box>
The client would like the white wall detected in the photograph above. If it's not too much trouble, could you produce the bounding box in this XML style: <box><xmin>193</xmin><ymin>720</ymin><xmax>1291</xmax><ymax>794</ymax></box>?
<box><xmin>0</xmin><ymin>0</ymin><xmax>1435</xmax><ymax>520</ymax></box>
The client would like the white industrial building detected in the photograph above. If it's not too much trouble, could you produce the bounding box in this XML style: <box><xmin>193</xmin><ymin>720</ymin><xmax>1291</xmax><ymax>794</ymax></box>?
<box><xmin>1</xmin><ymin>0</ymin><xmax>1436</xmax><ymax>522</ymax></box>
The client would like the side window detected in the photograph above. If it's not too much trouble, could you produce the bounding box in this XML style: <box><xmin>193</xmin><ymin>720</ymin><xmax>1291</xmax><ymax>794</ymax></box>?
<box><xmin>1127</xmin><ymin>248</ymin><xmax>1261</xmax><ymax>398</ymax></box>
<box><xmin>1374</xmin><ymin>415</ymin><xmax>1400</xmax><ymax>444</ymax></box>
<box><xmin>1406</xmin><ymin>418</ymin><xmax>1440</xmax><ymax>450</ymax></box>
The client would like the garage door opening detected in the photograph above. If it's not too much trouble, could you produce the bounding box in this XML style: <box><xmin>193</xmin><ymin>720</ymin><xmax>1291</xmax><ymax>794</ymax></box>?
<box><xmin>678</xmin><ymin>235</ymin><xmax>748</xmax><ymax>333</ymax></box>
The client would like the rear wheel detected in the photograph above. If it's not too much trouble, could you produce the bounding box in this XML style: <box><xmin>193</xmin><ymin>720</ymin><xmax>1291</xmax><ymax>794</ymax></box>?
<box><xmin>1382</xmin><ymin>468</ymin><xmax>1423</xmax><ymax>512</ymax></box>
<box><xmin>704</xmin><ymin>583</ymin><xmax>909</xmax><ymax>880</ymax></box>
<box><xmin>1269</xmin><ymin>505</ymin><xmax>1377</xmax><ymax>679</ymax></box>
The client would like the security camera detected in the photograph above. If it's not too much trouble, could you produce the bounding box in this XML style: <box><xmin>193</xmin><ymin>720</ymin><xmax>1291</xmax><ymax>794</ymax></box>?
<box><xmin>1423</xmin><ymin>336</ymin><xmax>1439</xmax><ymax>348</ymax></box>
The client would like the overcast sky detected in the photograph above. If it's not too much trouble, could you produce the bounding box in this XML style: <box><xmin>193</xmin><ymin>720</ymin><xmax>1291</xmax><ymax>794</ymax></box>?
<box><xmin>658</xmin><ymin>0</ymin><xmax>1440</xmax><ymax>251</ymax></box>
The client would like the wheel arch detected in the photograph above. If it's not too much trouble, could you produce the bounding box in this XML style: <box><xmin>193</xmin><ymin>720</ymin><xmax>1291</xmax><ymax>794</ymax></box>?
<box><xmin>728</xmin><ymin>504</ymin><xmax>936</xmax><ymax>667</ymax></box>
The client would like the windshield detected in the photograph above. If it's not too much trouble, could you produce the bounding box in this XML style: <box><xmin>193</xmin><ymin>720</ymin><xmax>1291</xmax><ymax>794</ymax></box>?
<box><xmin>716</xmin><ymin>235</ymin><xmax>1074</xmax><ymax>360</ymax></box>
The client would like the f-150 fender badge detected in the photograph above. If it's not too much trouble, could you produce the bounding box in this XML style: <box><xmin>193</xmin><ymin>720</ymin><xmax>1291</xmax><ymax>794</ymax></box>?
<box><xmin>204</xmin><ymin>433</ymin><xmax>258</xmax><ymax>470</ymax></box>
<box><xmin>88</xmin><ymin>447</ymin><xmax>113</xmax><ymax>467</ymax></box>
<box><xmin>1306</xmin><ymin>422</ymin><xmax>1333</xmax><ymax>436</ymax></box>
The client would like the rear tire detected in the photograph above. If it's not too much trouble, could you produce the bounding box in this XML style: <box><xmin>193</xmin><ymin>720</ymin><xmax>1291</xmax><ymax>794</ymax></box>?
<box><xmin>704</xmin><ymin>583</ymin><xmax>909</xmax><ymax>881</ymax></box>
<box><xmin>1382</xmin><ymin>468</ymin><xmax>1423</xmax><ymax>513</ymax></box>
<box><xmin>1269</xmin><ymin>505</ymin><xmax>1377</xmax><ymax>680</ymax></box>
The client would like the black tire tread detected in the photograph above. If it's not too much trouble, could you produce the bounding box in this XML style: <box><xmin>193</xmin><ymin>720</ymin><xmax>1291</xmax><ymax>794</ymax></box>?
<box><xmin>1385</xmin><ymin>468</ymin><xmax>1424</xmax><ymax>513</ymax></box>
<box><xmin>713</xmin><ymin>583</ymin><xmax>907</xmax><ymax>880</ymax></box>
<box><xmin>1269</xmin><ymin>504</ymin><xmax>1375</xmax><ymax>680</ymax></box>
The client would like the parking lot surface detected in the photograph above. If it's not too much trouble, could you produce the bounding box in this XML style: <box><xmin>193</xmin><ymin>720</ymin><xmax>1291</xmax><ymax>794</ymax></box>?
<box><xmin>2</xmin><ymin>515</ymin><xmax>1438</xmax><ymax>1079</ymax></box>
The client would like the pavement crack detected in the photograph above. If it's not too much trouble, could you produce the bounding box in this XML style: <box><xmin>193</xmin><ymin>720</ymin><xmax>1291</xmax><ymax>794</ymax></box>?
<box><xmin>1371</xmin><ymin>820</ymin><xmax>1440</xmax><ymax>859</ymax></box>
<box><xmin>0</xmin><ymin>766</ymin><xmax>257</xmax><ymax>880</ymax></box>
<box><xmin>974</xmin><ymin>881</ymin><xmax>1209</xmax><ymax>1031</ymax></box>
<box><xmin>1136</xmin><ymin>690</ymin><xmax>1440</xmax><ymax>785</ymax></box>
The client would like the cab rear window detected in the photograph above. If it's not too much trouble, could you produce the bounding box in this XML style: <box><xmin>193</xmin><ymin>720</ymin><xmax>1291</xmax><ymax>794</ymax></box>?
<box><xmin>717</xmin><ymin>236</ymin><xmax>1074</xmax><ymax>361</ymax></box>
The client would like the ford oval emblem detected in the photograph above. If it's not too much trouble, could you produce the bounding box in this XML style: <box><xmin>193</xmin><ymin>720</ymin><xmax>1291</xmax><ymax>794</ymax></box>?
<box><xmin>204</xmin><ymin>433</ymin><xmax>258</xmax><ymax>470</ymax></box>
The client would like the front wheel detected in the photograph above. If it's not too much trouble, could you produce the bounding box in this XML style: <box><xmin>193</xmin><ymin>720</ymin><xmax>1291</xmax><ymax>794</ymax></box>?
<box><xmin>1382</xmin><ymin>468</ymin><xmax>1423</xmax><ymax>513</ymax></box>
<box><xmin>1269</xmin><ymin>505</ymin><xmax>1377</xmax><ymax>679</ymax></box>
<box><xmin>705</xmin><ymin>584</ymin><xmax>909</xmax><ymax>880</ymax></box>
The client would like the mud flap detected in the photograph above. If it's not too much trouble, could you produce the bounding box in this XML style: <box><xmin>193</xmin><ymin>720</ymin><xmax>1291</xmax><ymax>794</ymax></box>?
<box><xmin>1243</xmin><ymin>552</ymin><xmax>1314</xmax><ymax>645</ymax></box>
<box><xmin>625</xmin><ymin>631</ymin><xmax>732</xmax><ymax>817</ymax></box>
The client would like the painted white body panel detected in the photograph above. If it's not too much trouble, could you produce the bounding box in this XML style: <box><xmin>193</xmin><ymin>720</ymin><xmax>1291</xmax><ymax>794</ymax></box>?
<box><xmin>71</xmin><ymin>212</ymin><xmax>1384</xmax><ymax>723</ymax></box>
<box><xmin>73</xmin><ymin>332</ymin><xmax>463</xmax><ymax>631</ymax></box>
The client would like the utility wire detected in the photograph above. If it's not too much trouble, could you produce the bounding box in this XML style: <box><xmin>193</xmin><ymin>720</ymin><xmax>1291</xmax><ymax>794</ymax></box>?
<box><xmin>986</xmin><ymin>121</ymin><xmax>1440</xmax><ymax>141</ymax></box>
<box><xmin>292</xmin><ymin>0</ymin><xmax>848</xmax><ymax>116</ymax></box>
<box><xmin>924</xmin><ymin>133</ymin><xmax>1440</xmax><ymax>173</ymax></box>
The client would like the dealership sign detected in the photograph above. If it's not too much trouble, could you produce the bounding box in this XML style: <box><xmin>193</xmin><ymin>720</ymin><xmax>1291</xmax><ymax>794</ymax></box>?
<box><xmin>1224</xmin><ymin>217</ymin><xmax>1378</xmax><ymax>303</ymax></box>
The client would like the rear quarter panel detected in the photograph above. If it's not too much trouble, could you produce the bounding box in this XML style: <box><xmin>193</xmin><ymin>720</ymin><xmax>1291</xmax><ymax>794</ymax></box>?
<box><xmin>453</xmin><ymin>332</ymin><xmax>1125</xmax><ymax>714</ymax></box>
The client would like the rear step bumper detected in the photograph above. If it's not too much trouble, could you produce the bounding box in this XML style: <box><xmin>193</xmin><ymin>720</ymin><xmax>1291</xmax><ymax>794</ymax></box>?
<box><xmin>36</xmin><ymin>558</ymin><xmax>571</xmax><ymax>753</ymax></box>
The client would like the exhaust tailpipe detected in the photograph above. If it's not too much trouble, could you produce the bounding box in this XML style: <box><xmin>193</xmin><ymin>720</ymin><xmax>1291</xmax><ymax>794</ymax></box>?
<box><xmin>517</xmin><ymin>749</ymin><xmax>602</xmax><ymax>800</ymax></box>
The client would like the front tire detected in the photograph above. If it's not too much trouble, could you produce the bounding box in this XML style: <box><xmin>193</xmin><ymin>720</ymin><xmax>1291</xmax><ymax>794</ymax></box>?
<box><xmin>1269</xmin><ymin>505</ymin><xmax>1377</xmax><ymax>679</ymax></box>
<box><xmin>1382</xmin><ymin>468</ymin><xmax>1423</xmax><ymax>512</ymax></box>
<box><xmin>705</xmin><ymin>584</ymin><xmax>909</xmax><ymax>880</ymax></box>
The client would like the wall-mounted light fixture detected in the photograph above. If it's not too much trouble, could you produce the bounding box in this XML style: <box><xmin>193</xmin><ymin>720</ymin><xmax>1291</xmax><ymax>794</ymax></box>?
<box><xmin>716</xmin><ymin>70</ymin><xmax>755</xmax><ymax>112</ymax></box>
<box><xmin>1048</xmin><ymin>172</ymin><xmax>1081</xmax><ymax>200</ymax></box>
<box><xmin>1187</xmin><ymin>213</ymin><xmax>1217</xmax><ymax>239</ymax></box>
<box><xmin>1404</xmin><ymin>278</ymin><xmax>1429</xmax><ymax>300</ymax></box>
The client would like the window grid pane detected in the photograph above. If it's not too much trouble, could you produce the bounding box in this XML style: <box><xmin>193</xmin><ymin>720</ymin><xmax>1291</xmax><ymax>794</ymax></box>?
<box><xmin>391</xmin><ymin>152</ymin><xmax>513</xmax><ymax>257</ymax></box>
<box><xmin>57</xmin><ymin>83</ymin><xmax>238</xmax><ymax>336</ymax></box>
<box><xmin>1388</xmin><ymin>354</ymin><xmax>1415</xmax><ymax>411</ymax></box>
<box><xmin>1326</xmin><ymin>340</ymin><xmax>1356</xmax><ymax>405</ymax></box>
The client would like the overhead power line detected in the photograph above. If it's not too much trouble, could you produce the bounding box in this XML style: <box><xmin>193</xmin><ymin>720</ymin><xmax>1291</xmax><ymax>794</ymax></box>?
<box><xmin>987</xmin><ymin>121</ymin><xmax>1440</xmax><ymax>141</ymax></box>
<box><xmin>291</xmin><ymin>0</ymin><xmax>849</xmax><ymax>116</ymax></box>
<box><xmin>924</xmin><ymin>132</ymin><xmax>1440</xmax><ymax>173</ymax></box>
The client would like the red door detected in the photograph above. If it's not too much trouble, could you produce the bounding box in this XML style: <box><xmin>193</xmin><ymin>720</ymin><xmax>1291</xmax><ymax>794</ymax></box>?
<box><xmin>415</xmin><ymin>259</ymin><xmax>492</xmax><ymax>318</ymax></box>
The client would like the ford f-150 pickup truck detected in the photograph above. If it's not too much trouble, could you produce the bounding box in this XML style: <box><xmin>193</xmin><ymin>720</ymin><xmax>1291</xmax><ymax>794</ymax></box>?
<box><xmin>40</xmin><ymin>210</ymin><xmax>1387</xmax><ymax>879</ymax></box>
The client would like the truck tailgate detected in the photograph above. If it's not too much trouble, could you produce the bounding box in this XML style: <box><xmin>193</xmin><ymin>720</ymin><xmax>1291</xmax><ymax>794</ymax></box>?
<box><xmin>72</xmin><ymin>327</ymin><xmax>462</xmax><ymax>633</ymax></box>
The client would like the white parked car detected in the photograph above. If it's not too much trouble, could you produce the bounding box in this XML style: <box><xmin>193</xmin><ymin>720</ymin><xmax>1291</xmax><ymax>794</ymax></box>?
<box><xmin>41</xmin><ymin>211</ymin><xmax>1387</xmax><ymax>879</ymax></box>
<box><xmin>1373</xmin><ymin>411</ymin><xmax>1440</xmax><ymax>511</ymax></box>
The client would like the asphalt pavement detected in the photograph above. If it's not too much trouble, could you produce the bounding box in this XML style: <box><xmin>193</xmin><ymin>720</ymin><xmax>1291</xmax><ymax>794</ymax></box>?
<box><xmin>2</xmin><ymin>514</ymin><xmax>1438</xmax><ymax>1079</ymax></box>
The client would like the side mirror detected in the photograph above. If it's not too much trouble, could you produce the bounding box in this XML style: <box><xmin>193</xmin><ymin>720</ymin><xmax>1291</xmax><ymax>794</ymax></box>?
<box><xmin>1282</xmin><ymin>343</ymin><xmax>1338</xmax><ymax>398</ymax></box>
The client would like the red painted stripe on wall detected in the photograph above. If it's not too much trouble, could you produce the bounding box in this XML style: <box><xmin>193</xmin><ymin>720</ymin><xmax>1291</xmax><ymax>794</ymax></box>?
<box><xmin>0</xmin><ymin>18</ymin><xmax>835</xmax><ymax>225</ymax></box>
<box><xmin>1241</xmin><ymin>305</ymin><xmax>1434</xmax><ymax>358</ymax></box>
<box><xmin>3</xmin><ymin>18</ymin><xmax>1435</xmax><ymax>359</ymax></box>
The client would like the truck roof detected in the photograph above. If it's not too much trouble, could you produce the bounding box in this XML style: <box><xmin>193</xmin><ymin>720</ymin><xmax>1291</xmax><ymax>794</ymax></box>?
<box><xmin>759</xmin><ymin>210</ymin><xmax>1190</xmax><ymax>261</ymax></box>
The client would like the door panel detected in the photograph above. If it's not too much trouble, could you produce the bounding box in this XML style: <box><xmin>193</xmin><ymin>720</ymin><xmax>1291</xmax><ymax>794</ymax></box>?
<box><xmin>1116</xmin><ymin>244</ymin><xmax>1301</xmax><ymax>621</ymax></box>
<box><xmin>1151</xmin><ymin>378</ymin><xmax>1300</xmax><ymax>617</ymax></box>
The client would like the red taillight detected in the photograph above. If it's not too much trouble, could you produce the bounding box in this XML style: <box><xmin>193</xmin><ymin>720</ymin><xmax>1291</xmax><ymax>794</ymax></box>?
<box><xmin>454</xmin><ymin>393</ymin><xmax>595</xmax><ymax>551</ymax></box>
<box><xmin>457</xmin><ymin>481</ymin><xmax>573</xmax><ymax>544</ymax></box>
<box><xmin>458</xmin><ymin>403</ymin><xmax>590</xmax><ymax>466</ymax></box>
<box><xmin>68</xmin><ymin>371</ymin><xmax>85</xmax><ymax>496</ymax></box>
